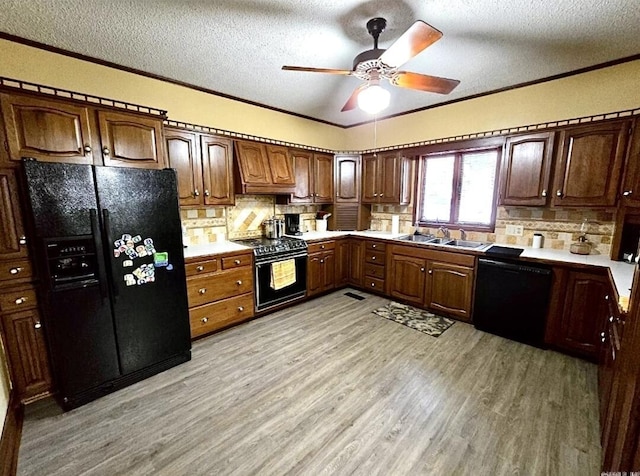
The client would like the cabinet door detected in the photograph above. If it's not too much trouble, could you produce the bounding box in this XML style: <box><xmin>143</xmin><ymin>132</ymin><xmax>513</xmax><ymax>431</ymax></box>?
<box><xmin>0</xmin><ymin>93</ymin><xmax>94</xmax><ymax>165</ymax></box>
<box><xmin>425</xmin><ymin>261</ymin><xmax>474</xmax><ymax>321</ymax></box>
<box><xmin>389</xmin><ymin>254</ymin><xmax>426</xmax><ymax>306</ymax></box>
<box><xmin>552</xmin><ymin>121</ymin><xmax>629</xmax><ymax>207</ymax></box>
<box><xmin>335</xmin><ymin>155</ymin><xmax>360</xmax><ymax>203</ymax></box>
<box><xmin>165</xmin><ymin>129</ymin><xmax>202</xmax><ymax>206</ymax></box>
<box><xmin>361</xmin><ymin>154</ymin><xmax>378</xmax><ymax>203</ymax></box>
<box><xmin>378</xmin><ymin>152</ymin><xmax>401</xmax><ymax>204</ymax></box>
<box><xmin>1</xmin><ymin>308</ymin><xmax>52</xmax><ymax>400</ymax></box>
<box><xmin>313</xmin><ymin>153</ymin><xmax>334</xmax><ymax>203</ymax></box>
<box><xmin>265</xmin><ymin>145</ymin><xmax>295</xmax><ymax>185</ymax></box>
<box><xmin>621</xmin><ymin>119</ymin><xmax>640</xmax><ymax>206</ymax></box>
<box><xmin>556</xmin><ymin>271</ymin><xmax>608</xmax><ymax>358</ymax></box>
<box><xmin>98</xmin><ymin>110</ymin><xmax>165</xmax><ymax>169</ymax></box>
<box><xmin>500</xmin><ymin>132</ymin><xmax>554</xmax><ymax>206</ymax></box>
<box><xmin>348</xmin><ymin>239</ymin><xmax>364</xmax><ymax>287</ymax></box>
<box><xmin>307</xmin><ymin>254</ymin><xmax>323</xmax><ymax>297</ymax></box>
<box><xmin>335</xmin><ymin>239</ymin><xmax>350</xmax><ymax>287</ymax></box>
<box><xmin>235</xmin><ymin>141</ymin><xmax>271</xmax><ymax>184</ymax></box>
<box><xmin>0</xmin><ymin>169</ymin><xmax>28</xmax><ymax>260</ymax></box>
<box><xmin>201</xmin><ymin>134</ymin><xmax>234</xmax><ymax>206</ymax></box>
<box><xmin>323</xmin><ymin>251</ymin><xmax>336</xmax><ymax>291</ymax></box>
<box><xmin>290</xmin><ymin>150</ymin><xmax>313</xmax><ymax>203</ymax></box>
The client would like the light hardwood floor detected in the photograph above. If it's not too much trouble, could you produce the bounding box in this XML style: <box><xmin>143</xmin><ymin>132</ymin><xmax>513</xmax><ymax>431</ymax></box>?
<box><xmin>18</xmin><ymin>289</ymin><xmax>601</xmax><ymax>475</ymax></box>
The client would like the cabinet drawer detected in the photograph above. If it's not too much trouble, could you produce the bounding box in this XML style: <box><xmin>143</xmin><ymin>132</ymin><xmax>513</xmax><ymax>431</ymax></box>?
<box><xmin>0</xmin><ymin>285</ymin><xmax>37</xmax><ymax>312</ymax></box>
<box><xmin>365</xmin><ymin>241</ymin><xmax>386</xmax><ymax>252</ymax></box>
<box><xmin>185</xmin><ymin>259</ymin><xmax>218</xmax><ymax>277</ymax></box>
<box><xmin>189</xmin><ymin>293</ymin><xmax>254</xmax><ymax>338</ymax></box>
<box><xmin>365</xmin><ymin>250</ymin><xmax>385</xmax><ymax>265</ymax></box>
<box><xmin>0</xmin><ymin>259</ymin><xmax>33</xmax><ymax>285</ymax></box>
<box><xmin>364</xmin><ymin>263</ymin><xmax>385</xmax><ymax>279</ymax></box>
<box><xmin>308</xmin><ymin>240</ymin><xmax>335</xmax><ymax>254</ymax></box>
<box><xmin>364</xmin><ymin>277</ymin><xmax>385</xmax><ymax>292</ymax></box>
<box><xmin>187</xmin><ymin>267</ymin><xmax>253</xmax><ymax>307</ymax></box>
<box><xmin>221</xmin><ymin>254</ymin><xmax>252</xmax><ymax>270</ymax></box>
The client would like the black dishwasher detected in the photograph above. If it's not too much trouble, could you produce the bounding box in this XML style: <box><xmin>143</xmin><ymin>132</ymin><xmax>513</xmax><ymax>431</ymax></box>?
<box><xmin>474</xmin><ymin>258</ymin><xmax>552</xmax><ymax>347</ymax></box>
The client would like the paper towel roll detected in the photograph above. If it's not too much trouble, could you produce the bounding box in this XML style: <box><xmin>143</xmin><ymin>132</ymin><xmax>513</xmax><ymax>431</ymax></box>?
<box><xmin>391</xmin><ymin>215</ymin><xmax>400</xmax><ymax>234</ymax></box>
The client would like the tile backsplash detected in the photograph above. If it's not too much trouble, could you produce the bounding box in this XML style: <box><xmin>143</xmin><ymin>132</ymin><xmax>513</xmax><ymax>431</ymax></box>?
<box><xmin>370</xmin><ymin>205</ymin><xmax>616</xmax><ymax>256</ymax></box>
<box><xmin>181</xmin><ymin>195</ymin><xmax>322</xmax><ymax>245</ymax></box>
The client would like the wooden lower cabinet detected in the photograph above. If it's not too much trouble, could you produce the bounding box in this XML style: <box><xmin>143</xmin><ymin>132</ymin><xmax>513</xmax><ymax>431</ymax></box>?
<box><xmin>389</xmin><ymin>254</ymin><xmax>426</xmax><ymax>306</ymax></box>
<box><xmin>1</xmin><ymin>306</ymin><xmax>52</xmax><ymax>401</ymax></box>
<box><xmin>307</xmin><ymin>242</ymin><xmax>335</xmax><ymax>297</ymax></box>
<box><xmin>425</xmin><ymin>261</ymin><xmax>475</xmax><ymax>322</ymax></box>
<box><xmin>334</xmin><ymin>239</ymin><xmax>350</xmax><ymax>287</ymax></box>
<box><xmin>348</xmin><ymin>239</ymin><xmax>364</xmax><ymax>287</ymax></box>
<box><xmin>363</xmin><ymin>241</ymin><xmax>386</xmax><ymax>293</ymax></box>
<box><xmin>185</xmin><ymin>251</ymin><xmax>254</xmax><ymax>339</ymax></box>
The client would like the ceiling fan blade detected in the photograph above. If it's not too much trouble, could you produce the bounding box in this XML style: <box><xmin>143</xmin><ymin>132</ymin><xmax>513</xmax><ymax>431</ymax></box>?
<box><xmin>282</xmin><ymin>65</ymin><xmax>353</xmax><ymax>75</ymax></box>
<box><xmin>390</xmin><ymin>71</ymin><xmax>460</xmax><ymax>94</ymax></box>
<box><xmin>341</xmin><ymin>85</ymin><xmax>367</xmax><ymax>112</ymax></box>
<box><xmin>379</xmin><ymin>21</ymin><xmax>443</xmax><ymax>69</ymax></box>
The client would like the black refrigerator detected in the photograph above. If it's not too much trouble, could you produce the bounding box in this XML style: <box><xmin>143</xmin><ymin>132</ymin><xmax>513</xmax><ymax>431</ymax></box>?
<box><xmin>22</xmin><ymin>160</ymin><xmax>191</xmax><ymax>409</ymax></box>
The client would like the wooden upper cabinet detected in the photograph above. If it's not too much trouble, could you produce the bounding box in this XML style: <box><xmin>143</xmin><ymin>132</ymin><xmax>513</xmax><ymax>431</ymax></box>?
<box><xmin>0</xmin><ymin>93</ymin><xmax>94</xmax><ymax>165</ymax></box>
<box><xmin>361</xmin><ymin>154</ymin><xmax>378</xmax><ymax>203</ymax></box>
<box><xmin>499</xmin><ymin>132</ymin><xmax>554</xmax><ymax>206</ymax></box>
<box><xmin>165</xmin><ymin>129</ymin><xmax>202</xmax><ymax>206</ymax></box>
<box><xmin>425</xmin><ymin>261</ymin><xmax>474</xmax><ymax>322</ymax></box>
<box><xmin>313</xmin><ymin>153</ymin><xmax>333</xmax><ymax>203</ymax></box>
<box><xmin>621</xmin><ymin>119</ymin><xmax>640</xmax><ymax>206</ymax></box>
<box><xmin>98</xmin><ymin>110</ymin><xmax>165</xmax><ymax>169</ymax></box>
<box><xmin>362</xmin><ymin>152</ymin><xmax>412</xmax><ymax>205</ymax></box>
<box><xmin>290</xmin><ymin>150</ymin><xmax>314</xmax><ymax>203</ymax></box>
<box><xmin>201</xmin><ymin>134</ymin><xmax>234</xmax><ymax>206</ymax></box>
<box><xmin>0</xmin><ymin>168</ymin><xmax>28</xmax><ymax>259</ymax></box>
<box><xmin>235</xmin><ymin>141</ymin><xmax>271</xmax><ymax>184</ymax></box>
<box><xmin>335</xmin><ymin>155</ymin><xmax>361</xmax><ymax>203</ymax></box>
<box><xmin>265</xmin><ymin>145</ymin><xmax>294</xmax><ymax>185</ymax></box>
<box><xmin>378</xmin><ymin>152</ymin><xmax>401</xmax><ymax>203</ymax></box>
<box><xmin>552</xmin><ymin>121</ymin><xmax>629</xmax><ymax>207</ymax></box>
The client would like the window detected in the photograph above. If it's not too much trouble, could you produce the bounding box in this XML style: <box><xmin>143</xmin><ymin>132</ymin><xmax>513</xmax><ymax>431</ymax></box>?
<box><xmin>417</xmin><ymin>148</ymin><xmax>501</xmax><ymax>231</ymax></box>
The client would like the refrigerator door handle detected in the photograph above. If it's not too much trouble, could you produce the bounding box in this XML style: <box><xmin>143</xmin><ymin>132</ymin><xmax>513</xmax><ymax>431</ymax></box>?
<box><xmin>102</xmin><ymin>208</ymin><xmax>118</xmax><ymax>299</ymax></box>
<box><xmin>90</xmin><ymin>209</ymin><xmax>109</xmax><ymax>301</ymax></box>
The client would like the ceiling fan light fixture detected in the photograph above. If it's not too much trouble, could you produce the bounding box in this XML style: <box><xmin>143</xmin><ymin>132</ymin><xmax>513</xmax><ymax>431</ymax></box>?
<box><xmin>357</xmin><ymin>82</ymin><xmax>390</xmax><ymax>114</ymax></box>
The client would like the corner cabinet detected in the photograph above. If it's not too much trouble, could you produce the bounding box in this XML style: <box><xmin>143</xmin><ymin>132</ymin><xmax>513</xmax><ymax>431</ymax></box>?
<box><xmin>552</xmin><ymin>121</ymin><xmax>630</xmax><ymax>207</ymax></box>
<box><xmin>499</xmin><ymin>132</ymin><xmax>555</xmax><ymax>206</ymax></box>
<box><xmin>165</xmin><ymin>129</ymin><xmax>235</xmax><ymax>206</ymax></box>
<box><xmin>620</xmin><ymin>118</ymin><xmax>640</xmax><ymax>206</ymax></box>
<box><xmin>362</xmin><ymin>152</ymin><xmax>414</xmax><ymax>205</ymax></box>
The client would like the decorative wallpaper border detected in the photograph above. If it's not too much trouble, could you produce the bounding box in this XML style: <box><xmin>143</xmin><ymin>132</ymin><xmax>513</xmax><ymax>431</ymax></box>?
<box><xmin>0</xmin><ymin>76</ymin><xmax>167</xmax><ymax>117</ymax></box>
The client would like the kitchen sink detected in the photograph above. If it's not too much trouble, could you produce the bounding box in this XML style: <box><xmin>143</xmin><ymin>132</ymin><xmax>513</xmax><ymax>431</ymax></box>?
<box><xmin>428</xmin><ymin>237</ymin><xmax>454</xmax><ymax>245</ymax></box>
<box><xmin>398</xmin><ymin>234</ymin><xmax>436</xmax><ymax>243</ymax></box>
<box><xmin>396</xmin><ymin>235</ymin><xmax>487</xmax><ymax>249</ymax></box>
<box><xmin>444</xmin><ymin>239</ymin><xmax>487</xmax><ymax>249</ymax></box>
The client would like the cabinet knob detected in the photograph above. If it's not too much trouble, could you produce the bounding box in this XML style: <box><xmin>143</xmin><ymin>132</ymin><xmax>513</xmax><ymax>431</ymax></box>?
<box><xmin>34</xmin><ymin>322</ymin><xmax>42</xmax><ymax>329</ymax></box>
<box><xmin>196</xmin><ymin>265</ymin><xmax>204</xmax><ymax>272</ymax></box>
<box><xmin>194</xmin><ymin>188</ymin><xmax>200</xmax><ymax>197</ymax></box>
<box><xmin>428</xmin><ymin>269</ymin><xmax>433</xmax><ymax>274</ymax></box>
<box><xmin>609</xmin><ymin>316</ymin><xmax>614</xmax><ymax>323</ymax></box>
<box><xmin>420</xmin><ymin>267</ymin><xmax>425</xmax><ymax>272</ymax></box>
<box><xmin>9</xmin><ymin>267</ymin><xmax>22</xmax><ymax>275</ymax></box>
<box><xmin>374</xmin><ymin>193</ymin><xmax>378</xmax><ymax>197</ymax></box>
<box><xmin>371</xmin><ymin>282</ymin><xmax>375</xmax><ymax>287</ymax></box>
<box><xmin>198</xmin><ymin>288</ymin><xmax>206</xmax><ymax>294</ymax></box>
<box><xmin>605</xmin><ymin>295</ymin><xmax>609</xmax><ymax>301</ymax></box>
<box><xmin>320</xmin><ymin>259</ymin><xmax>324</xmax><ymax>264</ymax></box>
<box><xmin>321</xmin><ymin>245</ymin><xmax>325</xmax><ymax>249</ymax></box>
<box><xmin>541</xmin><ymin>189</ymin><xmax>547</xmax><ymax>197</ymax></box>
<box><xmin>238</xmin><ymin>306</ymin><xmax>244</xmax><ymax>312</ymax></box>
<box><xmin>14</xmin><ymin>297</ymin><xmax>26</xmax><ymax>305</ymax></box>
<box><xmin>623</xmin><ymin>190</ymin><xmax>633</xmax><ymax>196</ymax></box>
<box><xmin>19</xmin><ymin>236</ymin><xmax>27</xmax><ymax>245</ymax></box>
<box><xmin>204</xmin><ymin>189</ymin><xmax>210</xmax><ymax>197</ymax></box>
<box><xmin>380</xmin><ymin>194</ymin><xmax>384</xmax><ymax>197</ymax></box>
<box><xmin>556</xmin><ymin>190</ymin><xmax>563</xmax><ymax>197</ymax></box>
<box><xmin>201</xmin><ymin>317</ymin><xmax>208</xmax><ymax>323</ymax></box>
<box><xmin>102</xmin><ymin>147</ymin><xmax>110</xmax><ymax>156</ymax></box>
<box><xmin>600</xmin><ymin>331</ymin><xmax>606</xmax><ymax>338</ymax></box>
<box><xmin>601</xmin><ymin>336</ymin><xmax>606</xmax><ymax>343</ymax></box>
<box><xmin>236</xmin><ymin>280</ymin><xmax>242</xmax><ymax>285</ymax></box>
<box><xmin>84</xmin><ymin>144</ymin><xmax>92</xmax><ymax>153</ymax></box>
<box><xmin>372</xmin><ymin>244</ymin><xmax>376</xmax><ymax>248</ymax></box>
<box><xmin>234</xmin><ymin>260</ymin><xmax>241</xmax><ymax>265</ymax></box>
<box><xmin>371</xmin><ymin>256</ymin><xmax>376</xmax><ymax>260</ymax></box>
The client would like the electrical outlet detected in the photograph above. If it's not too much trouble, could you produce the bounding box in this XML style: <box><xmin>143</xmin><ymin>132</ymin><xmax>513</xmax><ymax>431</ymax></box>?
<box><xmin>506</xmin><ymin>225</ymin><xmax>524</xmax><ymax>236</ymax></box>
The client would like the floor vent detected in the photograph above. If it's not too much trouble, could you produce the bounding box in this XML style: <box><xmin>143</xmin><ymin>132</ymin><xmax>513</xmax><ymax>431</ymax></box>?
<box><xmin>344</xmin><ymin>292</ymin><xmax>365</xmax><ymax>301</ymax></box>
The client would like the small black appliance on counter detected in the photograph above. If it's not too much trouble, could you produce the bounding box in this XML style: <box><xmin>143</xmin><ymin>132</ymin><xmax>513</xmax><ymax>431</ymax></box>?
<box><xmin>285</xmin><ymin>213</ymin><xmax>302</xmax><ymax>236</ymax></box>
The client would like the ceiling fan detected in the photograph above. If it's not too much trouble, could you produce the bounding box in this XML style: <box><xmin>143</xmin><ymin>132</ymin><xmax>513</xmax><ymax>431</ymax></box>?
<box><xmin>282</xmin><ymin>17</ymin><xmax>460</xmax><ymax>114</ymax></box>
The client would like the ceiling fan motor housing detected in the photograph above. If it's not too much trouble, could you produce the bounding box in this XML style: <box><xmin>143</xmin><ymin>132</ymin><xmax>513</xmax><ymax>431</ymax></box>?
<box><xmin>353</xmin><ymin>48</ymin><xmax>386</xmax><ymax>71</ymax></box>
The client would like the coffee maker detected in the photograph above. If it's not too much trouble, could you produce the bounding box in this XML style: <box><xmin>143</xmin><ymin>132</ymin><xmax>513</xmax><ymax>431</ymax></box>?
<box><xmin>284</xmin><ymin>213</ymin><xmax>302</xmax><ymax>236</ymax></box>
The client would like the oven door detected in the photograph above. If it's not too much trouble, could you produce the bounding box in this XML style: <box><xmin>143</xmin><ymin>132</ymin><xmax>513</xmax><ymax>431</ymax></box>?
<box><xmin>255</xmin><ymin>254</ymin><xmax>307</xmax><ymax>311</ymax></box>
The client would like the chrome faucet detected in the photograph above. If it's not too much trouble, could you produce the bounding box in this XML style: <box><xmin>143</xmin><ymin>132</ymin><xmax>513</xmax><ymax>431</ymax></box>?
<box><xmin>459</xmin><ymin>228</ymin><xmax>467</xmax><ymax>240</ymax></box>
<box><xmin>438</xmin><ymin>226</ymin><xmax>450</xmax><ymax>239</ymax></box>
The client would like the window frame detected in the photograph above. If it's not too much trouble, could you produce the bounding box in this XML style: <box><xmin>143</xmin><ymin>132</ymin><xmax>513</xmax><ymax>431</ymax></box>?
<box><xmin>415</xmin><ymin>146</ymin><xmax>502</xmax><ymax>232</ymax></box>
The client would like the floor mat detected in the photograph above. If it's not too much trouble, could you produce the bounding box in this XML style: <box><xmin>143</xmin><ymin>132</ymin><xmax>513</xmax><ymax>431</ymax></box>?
<box><xmin>372</xmin><ymin>301</ymin><xmax>455</xmax><ymax>337</ymax></box>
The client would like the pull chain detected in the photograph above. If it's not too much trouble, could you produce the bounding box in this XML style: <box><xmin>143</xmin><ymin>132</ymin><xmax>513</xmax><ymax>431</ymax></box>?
<box><xmin>373</xmin><ymin>113</ymin><xmax>378</xmax><ymax>156</ymax></box>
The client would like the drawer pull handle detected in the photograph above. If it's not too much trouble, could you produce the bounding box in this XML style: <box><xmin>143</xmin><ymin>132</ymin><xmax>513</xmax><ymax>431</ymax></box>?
<box><xmin>9</xmin><ymin>267</ymin><xmax>22</xmax><ymax>275</ymax></box>
<box><xmin>234</xmin><ymin>259</ymin><xmax>241</xmax><ymax>265</ymax></box>
<box><xmin>196</xmin><ymin>265</ymin><xmax>204</xmax><ymax>272</ymax></box>
<box><xmin>34</xmin><ymin>322</ymin><xmax>42</xmax><ymax>329</ymax></box>
<box><xmin>320</xmin><ymin>259</ymin><xmax>324</xmax><ymax>264</ymax></box>
<box><xmin>236</xmin><ymin>280</ymin><xmax>242</xmax><ymax>285</ymax></box>
<box><xmin>201</xmin><ymin>317</ymin><xmax>208</xmax><ymax>323</ymax></box>
<box><xmin>380</xmin><ymin>194</ymin><xmax>384</xmax><ymax>197</ymax></box>
<box><xmin>198</xmin><ymin>288</ymin><xmax>206</xmax><ymax>294</ymax></box>
<box><xmin>15</xmin><ymin>297</ymin><xmax>27</xmax><ymax>305</ymax></box>
<box><xmin>238</xmin><ymin>306</ymin><xmax>244</xmax><ymax>312</ymax></box>
<box><xmin>601</xmin><ymin>337</ymin><xmax>606</xmax><ymax>343</ymax></box>
<box><xmin>19</xmin><ymin>236</ymin><xmax>27</xmax><ymax>245</ymax></box>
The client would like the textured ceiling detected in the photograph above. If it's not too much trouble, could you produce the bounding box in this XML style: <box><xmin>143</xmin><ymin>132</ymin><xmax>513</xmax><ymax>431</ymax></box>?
<box><xmin>1</xmin><ymin>0</ymin><xmax>639</xmax><ymax>127</ymax></box>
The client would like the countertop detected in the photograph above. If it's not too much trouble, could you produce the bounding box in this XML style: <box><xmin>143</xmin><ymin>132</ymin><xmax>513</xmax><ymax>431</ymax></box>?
<box><xmin>183</xmin><ymin>241</ymin><xmax>251</xmax><ymax>259</ymax></box>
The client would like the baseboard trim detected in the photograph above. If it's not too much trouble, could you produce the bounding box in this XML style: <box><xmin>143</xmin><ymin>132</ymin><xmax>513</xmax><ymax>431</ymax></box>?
<box><xmin>0</xmin><ymin>391</ymin><xmax>24</xmax><ymax>476</ymax></box>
